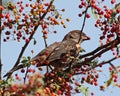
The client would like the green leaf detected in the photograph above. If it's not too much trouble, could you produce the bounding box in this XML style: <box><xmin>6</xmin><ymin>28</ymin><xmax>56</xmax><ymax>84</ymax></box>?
<box><xmin>80</xmin><ymin>48</ymin><xmax>86</xmax><ymax>52</ymax></box>
<box><xmin>21</xmin><ymin>57</ymin><xmax>31</xmax><ymax>66</ymax></box>
<box><xmin>55</xmin><ymin>10</ymin><xmax>59</xmax><ymax>19</ymax></box>
<box><xmin>33</xmin><ymin>39</ymin><xmax>37</xmax><ymax>45</ymax></box>
<box><xmin>51</xmin><ymin>5</ymin><xmax>55</xmax><ymax>11</ymax></box>
<box><xmin>89</xmin><ymin>59</ymin><xmax>98</xmax><ymax>67</ymax></box>
<box><xmin>0</xmin><ymin>78</ymin><xmax>14</xmax><ymax>88</ymax></box>
<box><xmin>22</xmin><ymin>57</ymin><xmax>27</xmax><ymax>60</ymax></box>
<box><xmin>110</xmin><ymin>3</ymin><xmax>120</xmax><ymax>22</ymax></box>
<box><xmin>92</xmin><ymin>60</ymin><xmax>98</xmax><ymax>67</ymax></box>
<box><xmin>27</xmin><ymin>56</ymin><xmax>31</xmax><ymax>60</ymax></box>
<box><xmin>91</xmin><ymin>8</ymin><xmax>98</xmax><ymax>19</ymax></box>
<box><xmin>77</xmin><ymin>85</ymin><xmax>90</xmax><ymax>96</ymax></box>
<box><xmin>21</xmin><ymin>59</ymin><xmax>28</xmax><ymax>63</ymax></box>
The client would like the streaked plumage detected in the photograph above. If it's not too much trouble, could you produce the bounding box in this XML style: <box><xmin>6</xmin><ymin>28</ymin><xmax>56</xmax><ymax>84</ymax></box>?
<box><xmin>31</xmin><ymin>30</ymin><xmax>90</xmax><ymax>68</ymax></box>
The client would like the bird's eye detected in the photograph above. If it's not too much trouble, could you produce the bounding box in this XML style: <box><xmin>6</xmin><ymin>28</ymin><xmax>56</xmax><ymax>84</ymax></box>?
<box><xmin>70</xmin><ymin>34</ymin><xmax>74</xmax><ymax>38</ymax></box>
<box><xmin>70</xmin><ymin>35</ymin><xmax>73</xmax><ymax>38</ymax></box>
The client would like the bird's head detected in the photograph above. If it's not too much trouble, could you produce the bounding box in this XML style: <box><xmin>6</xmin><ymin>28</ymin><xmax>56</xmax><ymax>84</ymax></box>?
<box><xmin>62</xmin><ymin>30</ymin><xmax>90</xmax><ymax>43</ymax></box>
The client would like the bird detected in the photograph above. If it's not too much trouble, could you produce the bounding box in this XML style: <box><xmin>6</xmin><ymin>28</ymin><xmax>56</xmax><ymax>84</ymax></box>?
<box><xmin>30</xmin><ymin>30</ymin><xmax>90</xmax><ymax>68</ymax></box>
<box><xmin>4</xmin><ymin>30</ymin><xmax>90</xmax><ymax>78</ymax></box>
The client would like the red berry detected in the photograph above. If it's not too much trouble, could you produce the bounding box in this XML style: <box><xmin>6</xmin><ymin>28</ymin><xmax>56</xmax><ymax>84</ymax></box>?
<box><xmin>117</xmin><ymin>9</ymin><xmax>120</xmax><ymax>13</ymax></box>
<box><xmin>5</xmin><ymin>31</ymin><xmax>10</xmax><ymax>35</ymax></box>
<box><xmin>6</xmin><ymin>37</ymin><xmax>10</xmax><ymax>40</ymax></box>
<box><xmin>28</xmin><ymin>68</ymin><xmax>32</xmax><ymax>72</ymax></box>
<box><xmin>79</xmin><ymin>4</ymin><xmax>83</xmax><ymax>8</ymax></box>
<box><xmin>25</xmin><ymin>38</ymin><xmax>30</xmax><ymax>43</ymax></box>
<box><xmin>19</xmin><ymin>9</ymin><xmax>23</xmax><ymax>13</ymax></box>
<box><xmin>43</xmin><ymin>30</ymin><xmax>48</xmax><ymax>34</ymax></box>
<box><xmin>26</xmin><ymin>4</ymin><xmax>29</xmax><ymax>7</ymax></box>
<box><xmin>86</xmin><ymin>13</ymin><xmax>90</xmax><ymax>18</ymax></box>
<box><xmin>109</xmin><ymin>66</ymin><xmax>113</xmax><ymax>71</ymax></box>
<box><xmin>78</xmin><ymin>13</ymin><xmax>82</xmax><ymax>17</ymax></box>
<box><xmin>75</xmin><ymin>82</ymin><xmax>80</xmax><ymax>86</ymax></box>
<box><xmin>99</xmin><ymin>64</ymin><xmax>102</xmax><ymax>67</ymax></box>
<box><xmin>114</xmin><ymin>79</ymin><xmax>118</xmax><ymax>82</ymax></box>
<box><xmin>44</xmin><ymin>3</ymin><xmax>49</xmax><ymax>6</ymax></box>
<box><xmin>81</xmin><ymin>1</ymin><xmax>86</xmax><ymax>6</ymax></box>
<box><xmin>21</xmin><ymin>69</ymin><xmax>25</xmax><ymax>73</ymax></box>
<box><xmin>1</xmin><ymin>13</ymin><xmax>4</xmax><ymax>18</ymax></box>
<box><xmin>5</xmin><ymin>13</ymin><xmax>10</xmax><ymax>19</ymax></box>
<box><xmin>111</xmin><ymin>0</ymin><xmax>116</xmax><ymax>4</ymax></box>
<box><xmin>91</xmin><ymin>92</ymin><xmax>94</xmax><ymax>96</ymax></box>
<box><xmin>94</xmin><ymin>82</ymin><xmax>98</xmax><ymax>86</ymax></box>
<box><xmin>3</xmin><ymin>39</ymin><xmax>7</xmax><ymax>42</ymax></box>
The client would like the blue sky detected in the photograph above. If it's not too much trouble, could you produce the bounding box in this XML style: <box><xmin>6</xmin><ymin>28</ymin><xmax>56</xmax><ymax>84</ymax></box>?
<box><xmin>1</xmin><ymin>0</ymin><xmax>120</xmax><ymax>96</ymax></box>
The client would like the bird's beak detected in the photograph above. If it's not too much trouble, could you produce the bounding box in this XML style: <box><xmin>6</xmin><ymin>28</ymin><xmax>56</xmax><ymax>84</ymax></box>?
<box><xmin>86</xmin><ymin>36</ymin><xmax>90</xmax><ymax>40</ymax></box>
<box><xmin>84</xmin><ymin>36</ymin><xmax>90</xmax><ymax>40</ymax></box>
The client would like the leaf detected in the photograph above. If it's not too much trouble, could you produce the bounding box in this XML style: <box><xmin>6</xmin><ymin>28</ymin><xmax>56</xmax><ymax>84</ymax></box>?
<box><xmin>89</xmin><ymin>59</ymin><xmax>98</xmax><ymax>67</ymax></box>
<box><xmin>27</xmin><ymin>56</ymin><xmax>31</xmax><ymax>60</ymax></box>
<box><xmin>102</xmin><ymin>71</ymin><xmax>115</xmax><ymax>90</ymax></box>
<box><xmin>21</xmin><ymin>59</ymin><xmax>28</xmax><ymax>64</ymax></box>
<box><xmin>51</xmin><ymin>5</ymin><xmax>55</xmax><ymax>11</ymax></box>
<box><xmin>77</xmin><ymin>85</ymin><xmax>89</xmax><ymax>96</ymax></box>
<box><xmin>115</xmin><ymin>3</ymin><xmax>120</xmax><ymax>10</ymax></box>
<box><xmin>22</xmin><ymin>57</ymin><xmax>27</xmax><ymax>60</ymax></box>
<box><xmin>91</xmin><ymin>8</ymin><xmax>98</xmax><ymax>19</ymax></box>
<box><xmin>110</xmin><ymin>2</ymin><xmax>120</xmax><ymax>20</ymax></box>
<box><xmin>21</xmin><ymin>57</ymin><xmax>31</xmax><ymax>66</ymax></box>
<box><xmin>33</xmin><ymin>39</ymin><xmax>37</xmax><ymax>45</ymax></box>
<box><xmin>92</xmin><ymin>60</ymin><xmax>98</xmax><ymax>67</ymax></box>
<box><xmin>0</xmin><ymin>78</ymin><xmax>14</xmax><ymax>88</ymax></box>
<box><xmin>55</xmin><ymin>10</ymin><xmax>59</xmax><ymax>19</ymax></box>
<box><xmin>2</xmin><ymin>0</ymin><xmax>10</xmax><ymax>7</ymax></box>
<box><xmin>105</xmin><ymin>76</ymin><xmax>113</xmax><ymax>87</ymax></box>
<box><xmin>80</xmin><ymin>48</ymin><xmax>86</xmax><ymax>52</ymax></box>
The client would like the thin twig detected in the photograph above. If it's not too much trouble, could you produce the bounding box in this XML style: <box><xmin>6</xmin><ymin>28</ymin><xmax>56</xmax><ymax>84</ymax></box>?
<box><xmin>23</xmin><ymin>66</ymin><xmax>30</xmax><ymax>84</ymax></box>
<box><xmin>74</xmin><ymin>55</ymin><xmax>120</xmax><ymax>75</ymax></box>
<box><xmin>109</xmin><ymin>62</ymin><xmax>117</xmax><ymax>70</ymax></box>
<box><xmin>43</xmin><ymin>34</ymin><xmax>48</xmax><ymax>48</ymax></box>
<box><xmin>78</xmin><ymin>5</ymin><xmax>90</xmax><ymax>43</ymax></box>
<box><xmin>79</xmin><ymin>38</ymin><xmax>120</xmax><ymax>59</ymax></box>
<box><xmin>3</xmin><ymin>64</ymin><xmax>26</xmax><ymax>77</ymax></box>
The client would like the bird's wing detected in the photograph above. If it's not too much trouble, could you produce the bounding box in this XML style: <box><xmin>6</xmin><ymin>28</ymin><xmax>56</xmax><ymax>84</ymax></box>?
<box><xmin>31</xmin><ymin>40</ymin><xmax>79</xmax><ymax>63</ymax></box>
<box><xmin>30</xmin><ymin>42</ymin><xmax>60</xmax><ymax>63</ymax></box>
<box><xmin>47</xmin><ymin>40</ymin><xmax>79</xmax><ymax>62</ymax></box>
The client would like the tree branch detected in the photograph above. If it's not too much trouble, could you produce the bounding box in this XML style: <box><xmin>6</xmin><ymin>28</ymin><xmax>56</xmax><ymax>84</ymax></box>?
<box><xmin>79</xmin><ymin>38</ymin><xmax>120</xmax><ymax>59</ymax></box>
<box><xmin>73</xmin><ymin>37</ymin><xmax>120</xmax><ymax>69</ymax></box>
<box><xmin>4</xmin><ymin>0</ymin><xmax>54</xmax><ymax>79</ymax></box>
<box><xmin>0</xmin><ymin>0</ymin><xmax>2</xmax><ymax>80</ymax></box>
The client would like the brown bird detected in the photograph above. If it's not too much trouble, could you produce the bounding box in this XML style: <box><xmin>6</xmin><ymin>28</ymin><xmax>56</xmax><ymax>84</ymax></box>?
<box><xmin>31</xmin><ymin>30</ymin><xmax>90</xmax><ymax>68</ymax></box>
<box><xmin>4</xmin><ymin>30</ymin><xmax>90</xmax><ymax>78</ymax></box>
